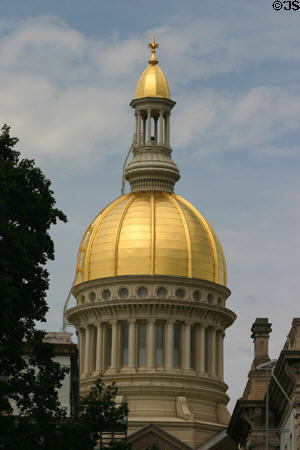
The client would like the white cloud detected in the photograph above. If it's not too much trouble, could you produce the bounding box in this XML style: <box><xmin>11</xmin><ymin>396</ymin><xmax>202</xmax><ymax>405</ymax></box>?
<box><xmin>0</xmin><ymin>13</ymin><xmax>299</xmax><ymax>171</ymax></box>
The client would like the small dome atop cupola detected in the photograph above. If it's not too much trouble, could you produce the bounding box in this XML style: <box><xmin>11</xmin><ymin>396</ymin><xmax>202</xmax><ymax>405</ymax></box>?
<box><xmin>136</xmin><ymin>36</ymin><xmax>170</xmax><ymax>99</ymax></box>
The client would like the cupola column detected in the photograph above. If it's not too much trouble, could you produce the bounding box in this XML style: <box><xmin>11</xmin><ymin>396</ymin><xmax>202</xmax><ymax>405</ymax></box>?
<box><xmin>137</xmin><ymin>111</ymin><xmax>141</xmax><ymax>145</ymax></box>
<box><xmin>166</xmin><ymin>112</ymin><xmax>170</xmax><ymax>147</ymax></box>
<box><xmin>128</xmin><ymin>319</ymin><xmax>136</xmax><ymax>371</ymax></box>
<box><xmin>95</xmin><ymin>323</ymin><xmax>103</xmax><ymax>373</ymax></box>
<box><xmin>159</xmin><ymin>111</ymin><xmax>164</xmax><ymax>144</ymax></box>
<box><xmin>147</xmin><ymin>109</ymin><xmax>151</xmax><ymax>144</ymax></box>
<box><xmin>146</xmin><ymin>319</ymin><xmax>156</xmax><ymax>369</ymax></box>
<box><xmin>165</xmin><ymin>319</ymin><xmax>174</xmax><ymax>370</ymax></box>
<box><xmin>142</xmin><ymin>116</ymin><xmax>146</xmax><ymax>145</ymax></box>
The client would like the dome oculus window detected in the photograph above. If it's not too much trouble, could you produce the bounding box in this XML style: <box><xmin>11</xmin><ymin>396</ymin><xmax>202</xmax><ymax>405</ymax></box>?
<box><xmin>207</xmin><ymin>294</ymin><xmax>213</xmax><ymax>304</ymax></box>
<box><xmin>119</xmin><ymin>287</ymin><xmax>129</xmax><ymax>299</ymax></box>
<box><xmin>157</xmin><ymin>287</ymin><xmax>167</xmax><ymax>298</ymax></box>
<box><xmin>89</xmin><ymin>292</ymin><xmax>96</xmax><ymax>302</ymax></box>
<box><xmin>176</xmin><ymin>288</ymin><xmax>185</xmax><ymax>299</ymax></box>
<box><xmin>137</xmin><ymin>287</ymin><xmax>148</xmax><ymax>298</ymax></box>
<box><xmin>192</xmin><ymin>290</ymin><xmax>200</xmax><ymax>301</ymax></box>
<box><xmin>102</xmin><ymin>289</ymin><xmax>111</xmax><ymax>300</ymax></box>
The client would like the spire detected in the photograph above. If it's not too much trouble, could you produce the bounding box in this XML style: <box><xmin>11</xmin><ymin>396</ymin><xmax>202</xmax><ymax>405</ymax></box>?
<box><xmin>148</xmin><ymin>35</ymin><xmax>159</xmax><ymax>65</ymax></box>
<box><xmin>125</xmin><ymin>39</ymin><xmax>180</xmax><ymax>193</ymax></box>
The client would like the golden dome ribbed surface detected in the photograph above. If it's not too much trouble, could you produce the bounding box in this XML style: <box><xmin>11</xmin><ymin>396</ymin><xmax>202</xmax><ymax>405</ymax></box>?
<box><xmin>75</xmin><ymin>191</ymin><xmax>226</xmax><ymax>286</ymax></box>
<box><xmin>136</xmin><ymin>64</ymin><xmax>170</xmax><ymax>99</ymax></box>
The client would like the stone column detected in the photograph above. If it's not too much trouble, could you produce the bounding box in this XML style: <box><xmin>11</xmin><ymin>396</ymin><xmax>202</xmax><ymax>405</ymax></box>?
<box><xmin>111</xmin><ymin>320</ymin><xmax>118</xmax><ymax>372</ymax></box>
<box><xmin>154</xmin><ymin>117</ymin><xmax>158</xmax><ymax>143</ymax></box>
<box><xmin>128</xmin><ymin>319</ymin><xmax>136</xmax><ymax>371</ymax></box>
<box><xmin>159</xmin><ymin>111</ymin><xmax>164</xmax><ymax>145</ymax></box>
<box><xmin>166</xmin><ymin>112</ymin><xmax>170</xmax><ymax>147</ymax></box>
<box><xmin>146</xmin><ymin>319</ymin><xmax>156</xmax><ymax>370</ymax></box>
<box><xmin>84</xmin><ymin>325</ymin><xmax>91</xmax><ymax>376</ymax></box>
<box><xmin>164</xmin><ymin>113</ymin><xmax>167</xmax><ymax>146</ymax></box>
<box><xmin>95</xmin><ymin>323</ymin><xmax>103</xmax><ymax>374</ymax></box>
<box><xmin>142</xmin><ymin>117</ymin><xmax>146</xmax><ymax>145</ymax></box>
<box><xmin>147</xmin><ymin>109</ymin><xmax>151</xmax><ymax>144</ymax></box>
<box><xmin>217</xmin><ymin>331</ymin><xmax>224</xmax><ymax>380</ymax></box>
<box><xmin>210</xmin><ymin>327</ymin><xmax>216</xmax><ymax>377</ymax></box>
<box><xmin>165</xmin><ymin>320</ymin><xmax>174</xmax><ymax>371</ymax></box>
<box><xmin>199</xmin><ymin>325</ymin><xmax>206</xmax><ymax>374</ymax></box>
<box><xmin>136</xmin><ymin>112</ymin><xmax>140</xmax><ymax>145</ymax></box>
<box><xmin>183</xmin><ymin>322</ymin><xmax>191</xmax><ymax>371</ymax></box>
<box><xmin>79</xmin><ymin>328</ymin><xmax>84</xmax><ymax>376</ymax></box>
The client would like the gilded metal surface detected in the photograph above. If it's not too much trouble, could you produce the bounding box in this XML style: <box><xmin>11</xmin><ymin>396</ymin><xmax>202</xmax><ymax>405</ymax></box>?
<box><xmin>136</xmin><ymin>37</ymin><xmax>170</xmax><ymax>99</ymax></box>
<box><xmin>74</xmin><ymin>191</ymin><xmax>227</xmax><ymax>286</ymax></box>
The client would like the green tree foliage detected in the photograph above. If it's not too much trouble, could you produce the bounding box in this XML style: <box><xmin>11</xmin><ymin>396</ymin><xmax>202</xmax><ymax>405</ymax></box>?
<box><xmin>0</xmin><ymin>124</ymin><xmax>68</xmax><ymax>448</ymax></box>
<box><xmin>0</xmin><ymin>125</ymin><xmax>130</xmax><ymax>449</ymax></box>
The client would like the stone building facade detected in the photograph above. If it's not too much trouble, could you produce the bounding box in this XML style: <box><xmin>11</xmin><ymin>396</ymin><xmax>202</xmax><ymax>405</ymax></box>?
<box><xmin>228</xmin><ymin>318</ymin><xmax>300</xmax><ymax>450</ymax></box>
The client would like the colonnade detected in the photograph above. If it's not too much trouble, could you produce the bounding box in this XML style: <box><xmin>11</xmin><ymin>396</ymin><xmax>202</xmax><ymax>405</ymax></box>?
<box><xmin>79</xmin><ymin>319</ymin><xmax>224</xmax><ymax>381</ymax></box>
<box><xmin>135</xmin><ymin>109</ymin><xmax>170</xmax><ymax>147</ymax></box>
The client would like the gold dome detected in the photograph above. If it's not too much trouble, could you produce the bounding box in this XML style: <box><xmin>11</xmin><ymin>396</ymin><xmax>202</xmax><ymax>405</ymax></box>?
<box><xmin>135</xmin><ymin>36</ymin><xmax>170</xmax><ymax>99</ymax></box>
<box><xmin>75</xmin><ymin>191</ymin><xmax>226</xmax><ymax>286</ymax></box>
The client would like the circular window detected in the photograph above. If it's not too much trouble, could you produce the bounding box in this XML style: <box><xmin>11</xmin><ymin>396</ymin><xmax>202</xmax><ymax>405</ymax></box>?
<box><xmin>102</xmin><ymin>289</ymin><xmax>111</xmax><ymax>300</ymax></box>
<box><xmin>89</xmin><ymin>291</ymin><xmax>96</xmax><ymax>302</ymax></box>
<box><xmin>192</xmin><ymin>290</ymin><xmax>200</xmax><ymax>301</ymax></box>
<box><xmin>176</xmin><ymin>288</ymin><xmax>185</xmax><ymax>299</ymax></box>
<box><xmin>119</xmin><ymin>287</ymin><xmax>129</xmax><ymax>299</ymax></box>
<box><xmin>207</xmin><ymin>294</ymin><xmax>213</xmax><ymax>304</ymax></box>
<box><xmin>137</xmin><ymin>287</ymin><xmax>148</xmax><ymax>298</ymax></box>
<box><xmin>157</xmin><ymin>287</ymin><xmax>167</xmax><ymax>298</ymax></box>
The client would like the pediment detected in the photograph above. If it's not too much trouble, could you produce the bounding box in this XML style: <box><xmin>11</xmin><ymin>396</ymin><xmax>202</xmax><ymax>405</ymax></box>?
<box><xmin>128</xmin><ymin>423</ymin><xmax>192</xmax><ymax>450</ymax></box>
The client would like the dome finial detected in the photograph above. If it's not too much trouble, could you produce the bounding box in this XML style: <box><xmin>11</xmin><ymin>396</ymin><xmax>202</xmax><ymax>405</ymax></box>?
<box><xmin>148</xmin><ymin>35</ymin><xmax>159</xmax><ymax>65</ymax></box>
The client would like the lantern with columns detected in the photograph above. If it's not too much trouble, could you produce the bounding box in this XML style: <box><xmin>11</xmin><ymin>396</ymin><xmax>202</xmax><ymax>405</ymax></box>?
<box><xmin>66</xmin><ymin>38</ymin><xmax>236</xmax><ymax>449</ymax></box>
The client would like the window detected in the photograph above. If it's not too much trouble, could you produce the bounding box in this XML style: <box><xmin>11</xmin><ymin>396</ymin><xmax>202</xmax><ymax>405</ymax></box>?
<box><xmin>119</xmin><ymin>287</ymin><xmax>129</xmax><ymax>298</ymax></box>
<box><xmin>122</xmin><ymin>324</ymin><xmax>129</xmax><ymax>366</ymax></box>
<box><xmin>174</xmin><ymin>324</ymin><xmax>181</xmax><ymax>368</ymax></box>
<box><xmin>107</xmin><ymin>326</ymin><xmax>112</xmax><ymax>367</ymax></box>
<box><xmin>156</xmin><ymin>323</ymin><xmax>164</xmax><ymax>366</ymax></box>
<box><xmin>137</xmin><ymin>287</ymin><xmax>148</xmax><ymax>298</ymax></box>
<box><xmin>102</xmin><ymin>289</ymin><xmax>111</xmax><ymax>300</ymax></box>
<box><xmin>190</xmin><ymin>326</ymin><xmax>196</xmax><ymax>369</ymax></box>
<box><xmin>138</xmin><ymin>323</ymin><xmax>146</xmax><ymax>365</ymax></box>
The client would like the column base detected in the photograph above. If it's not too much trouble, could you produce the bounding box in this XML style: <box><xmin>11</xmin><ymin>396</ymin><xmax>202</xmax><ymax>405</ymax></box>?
<box><xmin>197</xmin><ymin>371</ymin><xmax>208</xmax><ymax>377</ymax></box>
<box><xmin>105</xmin><ymin>368</ymin><xmax>118</xmax><ymax>375</ymax></box>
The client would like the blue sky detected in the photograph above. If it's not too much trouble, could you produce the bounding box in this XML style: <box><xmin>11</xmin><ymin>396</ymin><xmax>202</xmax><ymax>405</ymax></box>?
<box><xmin>1</xmin><ymin>0</ymin><xmax>299</xmax><ymax>409</ymax></box>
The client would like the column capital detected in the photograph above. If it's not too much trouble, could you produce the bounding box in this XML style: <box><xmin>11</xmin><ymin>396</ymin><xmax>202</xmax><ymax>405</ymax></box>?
<box><xmin>147</xmin><ymin>318</ymin><xmax>156</xmax><ymax>324</ymax></box>
<box><xmin>167</xmin><ymin>318</ymin><xmax>175</xmax><ymax>325</ymax></box>
<box><xmin>129</xmin><ymin>318</ymin><xmax>136</xmax><ymax>325</ymax></box>
<box><xmin>109</xmin><ymin>319</ymin><xmax>118</xmax><ymax>326</ymax></box>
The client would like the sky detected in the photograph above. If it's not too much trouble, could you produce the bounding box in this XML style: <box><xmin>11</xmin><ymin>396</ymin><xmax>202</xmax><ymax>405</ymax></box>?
<box><xmin>1</xmin><ymin>0</ymin><xmax>299</xmax><ymax>411</ymax></box>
